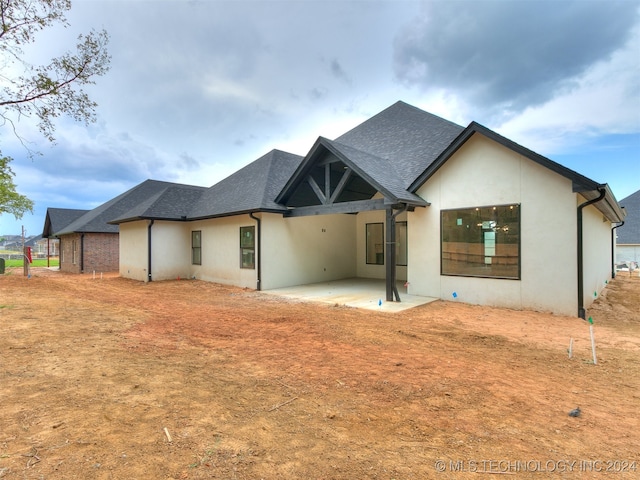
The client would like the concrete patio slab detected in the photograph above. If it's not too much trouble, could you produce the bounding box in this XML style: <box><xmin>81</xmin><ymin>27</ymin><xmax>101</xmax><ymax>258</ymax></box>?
<box><xmin>264</xmin><ymin>278</ymin><xmax>439</xmax><ymax>313</ymax></box>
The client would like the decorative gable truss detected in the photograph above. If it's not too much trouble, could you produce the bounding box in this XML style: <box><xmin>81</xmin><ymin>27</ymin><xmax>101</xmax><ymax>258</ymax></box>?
<box><xmin>276</xmin><ymin>137</ymin><xmax>428</xmax><ymax>218</ymax></box>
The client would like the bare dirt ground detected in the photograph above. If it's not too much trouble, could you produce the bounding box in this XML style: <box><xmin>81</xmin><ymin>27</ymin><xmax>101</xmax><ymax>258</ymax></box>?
<box><xmin>1</xmin><ymin>268</ymin><xmax>639</xmax><ymax>479</ymax></box>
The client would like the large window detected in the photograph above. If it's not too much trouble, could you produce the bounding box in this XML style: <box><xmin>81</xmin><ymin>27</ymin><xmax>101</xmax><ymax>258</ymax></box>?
<box><xmin>441</xmin><ymin>204</ymin><xmax>520</xmax><ymax>279</ymax></box>
<box><xmin>240</xmin><ymin>226</ymin><xmax>255</xmax><ymax>269</ymax></box>
<box><xmin>191</xmin><ymin>231</ymin><xmax>201</xmax><ymax>265</ymax></box>
<box><xmin>366</xmin><ymin>223</ymin><xmax>384</xmax><ymax>265</ymax></box>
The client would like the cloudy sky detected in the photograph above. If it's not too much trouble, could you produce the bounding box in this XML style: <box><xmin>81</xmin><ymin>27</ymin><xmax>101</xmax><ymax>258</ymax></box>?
<box><xmin>1</xmin><ymin>0</ymin><xmax>639</xmax><ymax>237</ymax></box>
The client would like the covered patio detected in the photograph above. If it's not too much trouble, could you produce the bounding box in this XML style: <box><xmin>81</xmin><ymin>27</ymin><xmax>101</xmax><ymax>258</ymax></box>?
<box><xmin>264</xmin><ymin>278</ymin><xmax>438</xmax><ymax>312</ymax></box>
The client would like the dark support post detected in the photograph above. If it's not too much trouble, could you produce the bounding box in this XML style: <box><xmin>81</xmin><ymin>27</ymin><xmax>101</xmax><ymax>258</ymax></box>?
<box><xmin>385</xmin><ymin>207</ymin><xmax>402</xmax><ymax>302</ymax></box>
<box><xmin>385</xmin><ymin>208</ymin><xmax>394</xmax><ymax>302</ymax></box>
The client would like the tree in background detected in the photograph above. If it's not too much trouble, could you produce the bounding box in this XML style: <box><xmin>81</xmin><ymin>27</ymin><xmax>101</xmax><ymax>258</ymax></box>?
<box><xmin>0</xmin><ymin>156</ymin><xmax>33</xmax><ymax>219</ymax></box>
<box><xmin>0</xmin><ymin>0</ymin><xmax>110</xmax><ymax>216</ymax></box>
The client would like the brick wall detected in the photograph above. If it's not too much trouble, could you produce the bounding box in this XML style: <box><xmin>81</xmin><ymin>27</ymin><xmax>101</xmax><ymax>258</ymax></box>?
<box><xmin>59</xmin><ymin>233</ymin><xmax>119</xmax><ymax>273</ymax></box>
<box><xmin>83</xmin><ymin>233</ymin><xmax>119</xmax><ymax>272</ymax></box>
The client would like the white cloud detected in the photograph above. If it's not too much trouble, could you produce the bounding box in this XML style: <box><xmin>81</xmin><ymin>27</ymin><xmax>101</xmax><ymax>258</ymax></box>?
<box><xmin>495</xmin><ymin>23</ymin><xmax>640</xmax><ymax>154</ymax></box>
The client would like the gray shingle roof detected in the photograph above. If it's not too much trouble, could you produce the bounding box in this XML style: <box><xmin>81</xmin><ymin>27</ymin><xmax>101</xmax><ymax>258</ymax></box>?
<box><xmin>58</xmin><ymin>180</ymin><xmax>206</xmax><ymax>233</ymax></box>
<box><xmin>276</xmin><ymin>102</ymin><xmax>463</xmax><ymax>206</ymax></box>
<box><xmin>335</xmin><ymin>101</ymin><xmax>465</xmax><ymax>188</ymax></box>
<box><xmin>617</xmin><ymin>189</ymin><xmax>640</xmax><ymax>244</ymax></box>
<box><xmin>188</xmin><ymin>149</ymin><xmax>303</xmax><ymax>219</ymax></box>
<box><xmin>325</xmin><ymin>139</ymin><xmax>427</xmax><ymax>205</ymax></box>
<box><xmin>111</xmin><ymin>183</ymin><xmax>208</xmax><ymax>223</ymax></box>
<box><xmin>42</xmin><ymin>208</ymin><xmax>89</xmax><ymax>237</ymax></box>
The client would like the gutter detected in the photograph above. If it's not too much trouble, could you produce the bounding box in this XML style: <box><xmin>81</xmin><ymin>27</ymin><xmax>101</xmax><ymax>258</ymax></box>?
<box><xmin>611</xmin><ymin>221</ymin><xmax>625</xmax><ymax>278</ymax></box>
<box><xmin>147</xmin><ymin>220</ymin><xmax>154</xmax><ymax>282</ymax></box>
<box><xmin>577</xmin><ymin>188</ymin><xmax>606</xmax><ymax>319</ymax></box>
<box><xmin>249</xmin><ymin>212</ymin><xmax>261</xmax><ymax>291</ymax></box>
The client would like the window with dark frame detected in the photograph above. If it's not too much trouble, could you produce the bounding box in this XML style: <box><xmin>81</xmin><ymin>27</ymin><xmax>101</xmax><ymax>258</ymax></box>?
<box><xmin>240</xmin><ymin>226</ymin><xmax>255</xmax><ymax>269</ymax></box>
<box><xmin>191</xmin><ymin>230</ymin><xmax>201</xmax><ymax>265</ymax></box>
<box><xmin>366</xmin><ymin>223</ymin><xmax>384</xmax><ymax>265</ymax></box>
<box><xmin>441</xmin><ymin>204</ymin><xmax>520</xmax><ymax>279</ymax></box>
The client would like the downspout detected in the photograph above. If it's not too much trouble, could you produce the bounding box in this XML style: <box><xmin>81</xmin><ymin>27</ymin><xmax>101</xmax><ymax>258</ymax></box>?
<box><xmin>147</xmin><ymin>220</ymin><xmax>154</xmax><ymax>282</ymax></box>
<box><xmin>577</xmin><ymin>188</ymin><xmax>606</xmax><ymax>319</ymax></box>
<box><xmin>611</xmin><ymin>221</ymin><xmax>624</xmax><ymax>278</ymax></box>
<box><xmin>80</xmin><ymin>233</ymin><xmax>85</xmax><ymax>273</ymax></box>
<box><xmin>249</xmin><ymin>212</ymin><xmax>261</xmax><ymax>291</ymax></box>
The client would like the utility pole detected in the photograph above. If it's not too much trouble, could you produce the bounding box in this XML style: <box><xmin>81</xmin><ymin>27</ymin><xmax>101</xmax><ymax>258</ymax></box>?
<box><xmin>22</xmin><ymin>225</ymin><xmax>28</xmax><ymax>277</ymax></box>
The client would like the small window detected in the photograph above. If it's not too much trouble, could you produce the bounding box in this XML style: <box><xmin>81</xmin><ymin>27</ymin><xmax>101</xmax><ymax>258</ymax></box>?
<box><xmin>366</xmin><ymin>223</ymin><xmax>384</xmax><ymax>265</ymax></box>
<box><xmin>192</xmin><ymin>231</ymin><xmax>201</xmax><ymax>265</ymax></box>
<box><xmin>240</xmin><ymin>226</ymin><xmax>255</xmax><ymax>269</ymax></box>
<box><xmin>441</xmin><ymin>204</ymin><xmax>520</xmax><ymax>279</ymax></box>
<box><xmin>396</xmin><ymin>221</ymin><xmax>408</xmax><ymax>266</ymax></box>
<box><xmin>72</xmin><ymin>239</ymin><xmax>77</xmax><ymax>265</ymax></box>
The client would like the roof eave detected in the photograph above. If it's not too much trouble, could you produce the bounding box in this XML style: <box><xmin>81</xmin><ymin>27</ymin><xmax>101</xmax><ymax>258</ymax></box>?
<box><xmin>408</xmin><ymin>123</ymin><xmax>626</xmax><ymax>223</ymax></box>
<box><xmin>409</xmin><ymin>123</ymin><xmax>607</xmax><ymax>193</ymax></box>
<box><xmin>187</xmin><ymin>207</ymin><xmax>289</xmax><ymax>223</ymax></box>
<box><xmin>579</xmin><ymin>184</ymin><xmax>626</xmax><ymax>223</ymax></box>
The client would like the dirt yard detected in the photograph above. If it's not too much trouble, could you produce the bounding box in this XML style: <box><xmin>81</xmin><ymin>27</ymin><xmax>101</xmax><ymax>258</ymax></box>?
<box><xmin>1</xmin><ymin>269</ymin><xmax>639</xmax><ymax>479</ymax></box>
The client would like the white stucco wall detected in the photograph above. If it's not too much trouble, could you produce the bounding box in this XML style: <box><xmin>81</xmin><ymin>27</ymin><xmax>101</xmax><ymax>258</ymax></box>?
<box><xmin>261</xmin><ymin>213</ymin><xmax>357</xmax><ymax>290</ymax></box>
<box><xmin>119</xmin><ymin>221</ymin><xmax>150</xmax><ymax>281</ymax></box>
<box><xmin>188</xmin><ymin>215</ymin><xmax>258</xmax><ymax>289</ymax></box>
<box><xmin>580</xmin><ymin>197</ymin><xmax>615</xmax><ymax>309</ymax></box>
<box><xmin>119</xmin><ymin>220</ymin><xmax>191</xmax><ymax>282</ymax></box>
<box><xmin>119</xmin><ymin>213</ymin><xmax>358</xmax><ymax>290</ymax></box>
<box><xmin>185</xmin><ymin>213</ymin><xmax>357</xmax><ymax>290</ymax></box>
<box><xmin>409</xmin><ymin>133</ymin><xmax>583</xmax><ymax>316</ymax></box>
<box><xmin>149</xmin><ymin>221</ymin><xmax>191</xmax><ymax>281</ymax></box>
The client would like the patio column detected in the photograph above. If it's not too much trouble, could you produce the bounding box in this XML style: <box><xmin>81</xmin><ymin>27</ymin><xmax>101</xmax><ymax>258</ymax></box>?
<box><xmin>385</xmin><ymin>207</ymin><xmax>400</xmax><ymax>302</ymax></box>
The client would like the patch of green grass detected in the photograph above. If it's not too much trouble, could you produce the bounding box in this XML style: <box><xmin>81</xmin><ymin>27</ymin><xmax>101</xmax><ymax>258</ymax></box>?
<box><xmin>3</xmin><ymin>258</ymin><xmax>59</xmax><ymax>268</ymax></box>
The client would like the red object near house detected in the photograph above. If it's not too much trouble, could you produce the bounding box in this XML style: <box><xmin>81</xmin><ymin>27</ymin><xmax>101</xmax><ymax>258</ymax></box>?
<box><xmin>25</xmin><ymin>246</ymin><xmax>32</xmax><ymax>264</ymax></box>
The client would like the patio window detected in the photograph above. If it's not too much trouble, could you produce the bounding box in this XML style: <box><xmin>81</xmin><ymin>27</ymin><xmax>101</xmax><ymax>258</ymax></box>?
<box><xmin>441</xmin><ymin>204</ymin><xmax>520</xmax><ymax>279</ymax></box>
<box><xmin>366</xmin><ymin>223</ymin><xmax>384</xmax><ymax>265</ymax></box>
<box><xmin>191</xmin><ymin>230</ymin><xmax>201</xmax><ymax>265</ymax></box>
<box><xmin>240</xmin><ymin>226</ymin><xmax>255</xmax><ymax>269</ymax></box>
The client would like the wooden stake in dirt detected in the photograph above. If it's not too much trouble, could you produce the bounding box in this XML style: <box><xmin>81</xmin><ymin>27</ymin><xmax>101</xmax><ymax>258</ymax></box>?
<box><xmin>568</xmin><ymin>338</ymin><xmax>573</xmax><ymax>359</ymax></box>
<box><xmin>268</xmin><ymin>396</ymin><xmax>298</xmax><ymax>412</ymax></box>
<box><xmin>588</xmin><ymin>317</ymin><xmax>597</xmax><ymax>365</ymax></box>
<box><xmin>163</xmin><ymin>427</ymin><xmax>172</xmax><ymax>442</ymax></box>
